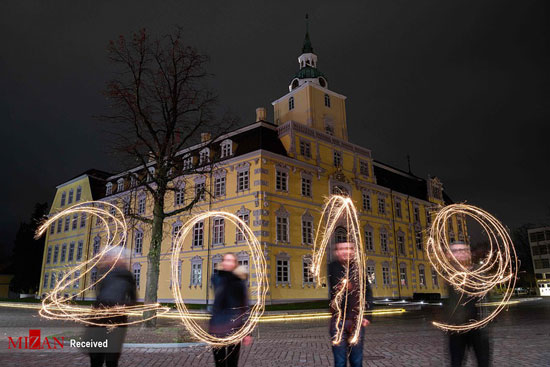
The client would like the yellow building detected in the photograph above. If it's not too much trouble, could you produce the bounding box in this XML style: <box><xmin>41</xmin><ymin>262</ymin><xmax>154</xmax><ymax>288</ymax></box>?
<box><xmin>39</xmin><ymin>28</ymin><xmax>467</xmax><ymax>304</ymax></box>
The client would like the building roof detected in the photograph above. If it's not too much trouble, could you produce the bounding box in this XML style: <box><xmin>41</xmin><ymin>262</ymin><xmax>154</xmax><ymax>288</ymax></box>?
<box><xmin>373</xmin><ymin>160</ymin><xmax>453</xmax><ymax>204</ymax></box>
<box><xmin>58</xmin><ymin>169</ymin><xmax>112</xmax><ymax>200</ymax></box>
<box><xmin>232</xmin><ymin>121</ymin><xmax>288</xmax><ymax>157</ymax></box>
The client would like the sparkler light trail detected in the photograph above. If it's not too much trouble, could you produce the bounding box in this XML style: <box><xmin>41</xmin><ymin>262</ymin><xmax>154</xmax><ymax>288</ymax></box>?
<box><xmin>35</xmin><ymin>201</ymin><xmax>170</xmax><ymax>326</ymax></box>
<box><xmin>171</xmin><ymin>211</ymin><xmax>268</xmax><ymax>347</ymax></box>
<box><xmin>311</xmin><ymin>195</ymin><xmax>366</xmax><ymax>346</ymax></box>
<box><xmin>426</xmin><ymin>203</ymin><xmax>518</xmax><ymax>332</ymax></box>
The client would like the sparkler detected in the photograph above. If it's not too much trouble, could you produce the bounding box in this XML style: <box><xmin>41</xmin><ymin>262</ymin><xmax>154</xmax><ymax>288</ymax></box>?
<box><xmin>170</xmin><ymin>211</ymin><xmax>268</xmax><ymax>347</ymax></box>
<box><xmin>426</xmin><ymin>203</ymin><xmax>518</xmax><ymax>332</ymax></box>
<box><xmin>311</xmin><ymin>195</ymin><xmax>366</xmax><ymax>346</ymax></box>
<box><xmin>36</xmin><ymin>201</ymin><xmax>170</xmax><ymax>326</ymax></box>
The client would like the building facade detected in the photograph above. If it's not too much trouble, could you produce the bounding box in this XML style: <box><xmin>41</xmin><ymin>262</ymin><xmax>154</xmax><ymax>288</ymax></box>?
<box><xmin>528</xmin><ymin>226</ymin><xmax>550</xmax><ymax>296</ymax></box>
<box><xmin>39</xmin><ymin>29</ymin><xmax>467</xmax><ymax>304</ymax></box>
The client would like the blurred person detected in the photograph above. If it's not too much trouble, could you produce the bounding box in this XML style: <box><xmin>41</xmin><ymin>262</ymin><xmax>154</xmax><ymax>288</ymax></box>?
<box><xmin>208</xmin><ymin>252</ymin><xmax>251</xmax><ymax>367</ymax></box>
<box><xmin>328</xmin><ymin>241</ymin><xmax>373</xmax><ymax>367</ymax></box>
<box><xmin>443</xmin><ymin>241</ymin><xmax>491</xmax><ymax>367</ymax></box>
<box><xmin>85</xmin><ymin>246</ymin><xmax>136</xmax><ymax>367</ymax></box>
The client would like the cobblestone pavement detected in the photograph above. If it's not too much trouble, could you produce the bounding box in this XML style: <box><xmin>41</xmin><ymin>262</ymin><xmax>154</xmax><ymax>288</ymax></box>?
<box><xmin>1</xmin><ymin>299</ymin><xmax>550</xmax><ymax>366</ymax></box>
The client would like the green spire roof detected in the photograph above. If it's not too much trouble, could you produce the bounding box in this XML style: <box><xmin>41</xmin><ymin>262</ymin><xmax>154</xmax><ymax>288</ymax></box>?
<box><xmin>302</xmin><ymin>14</ymin><xmax>314</xmax><ymax>54</ymax></box>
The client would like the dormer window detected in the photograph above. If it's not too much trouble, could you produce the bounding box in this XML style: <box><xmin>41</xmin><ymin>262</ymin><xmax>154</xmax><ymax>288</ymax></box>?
<box><xmin>106</xmin><ymin>183</ymin><xmax>113</xmax><ymax>196</ymax></box>
<box><xmin>147</xmin><ymin>167</ymin><xmax>155</xmax><ymax>181</ymax></box>
<box><xmin>117</xmin><ymin>178</ymin><xmax>125</xmax><ymax>193</ymax></box>
<box><xmin>183</xmin><ymin>156</ymin><xmax>193</xmax><ymax>170</ymax></box>
<box><xmin>199</xmin><ymin>148</ymin><xmax>210</xmax><ymax>165</ymax></box>
<box><xmin>319</xmin><ymin>77</ymin><xmax>327</xmax><ymax>88</ymax></box>
<box><xmin>289</xmin><ymin>96</ymin><xmax>295</xmax><ymax>110</ymax></box>
<box><xmin>220</xmin><ymin>139</ymin><xmax>233</xmax><ymax>158</ymax></box>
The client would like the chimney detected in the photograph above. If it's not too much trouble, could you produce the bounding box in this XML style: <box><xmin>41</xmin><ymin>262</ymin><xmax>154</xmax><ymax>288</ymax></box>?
<box><xmin>201</xmin><ymin>132</ymin><xmax>211</xmax><ymax>142</ymax></box>
<box><xmin>256</xmin><ymin>107</ymin><xmax>267</xmax><ymax>122</ymax></box>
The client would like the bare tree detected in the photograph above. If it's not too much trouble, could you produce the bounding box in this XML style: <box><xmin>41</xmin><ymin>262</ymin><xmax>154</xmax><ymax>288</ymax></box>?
<box><xmin>101</xmin><ymin>28</ymin><xmax>236</xmax><ymax>327</ymax></box>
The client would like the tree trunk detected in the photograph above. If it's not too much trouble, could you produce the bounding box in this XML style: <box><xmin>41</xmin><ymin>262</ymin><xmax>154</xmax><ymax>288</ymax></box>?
<box><xmin>143</xmin><ymin>191</ymin><xmax>165</xmax><ymax>327</ymax></box>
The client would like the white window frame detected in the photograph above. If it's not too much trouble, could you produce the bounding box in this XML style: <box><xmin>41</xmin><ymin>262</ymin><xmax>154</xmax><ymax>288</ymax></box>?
<box><xmin>276</xmin><ymin>253</ymin><xmax>291</xmax><ymax>286</ymax></box>
<box><xmin>220</xmin><ymin>139</ymin><xmax>233</xmax><ymax>158</ymax></box>
<box><xmin>192</xmin><ymin>221</ymin><xmax>204</xmax><ymax>247</ymax></box>
<box><xmin>134</xmin><ymin>230</ymin><xmax>143</xmax><ymax>254</ymax></box>
<box><xmin>133</xmin><ymin>263</ymin><xmax>141</xmax><ymax>289</ymax></box>
<box><xmin>212</xmin><ymin>217</ymin><xmax>225</xmax><ymax>246</ymax></box>
<box><xmin>302</xmin><ymin>214</ymin><xmax>314</xmax><ymax>245</ymax></box>
<box><xmin>190</xmin><ymin>257</ymin><xmax>203</xmax><ymax>287</ymax></box>
<box><xmin>302</xmin><ymin>255</ymin><xmax>314</xmax><ymax>286</ymax></box>
<box><xmin>106</xmin><ymin>183</ymin><xmax>113</xmax><ymax>196</ymax></box>
<box><xmin>382</xmin><ymin>262</ymin><xmax>391</xmax><ymax>286</ymax></box>
<box><xmin>199</xmin><ymin>147</ymin><xmax>210</xmax><ymax>165</ymax></box>
<box><xmin>276</xmin><ymin>169</ymin><xmax>288</xmax><ymax>192</ymax></box>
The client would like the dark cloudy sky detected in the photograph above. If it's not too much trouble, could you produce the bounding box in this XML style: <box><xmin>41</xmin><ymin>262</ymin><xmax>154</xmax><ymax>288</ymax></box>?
<box><xmin>1</xmin><ymin>1</ymin><xmax>549</xmax><ymax>257</ymax></box>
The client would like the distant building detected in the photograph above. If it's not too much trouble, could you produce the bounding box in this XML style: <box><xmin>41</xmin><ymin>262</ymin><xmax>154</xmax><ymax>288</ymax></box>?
<box><xmin>528</xmin><ymin>226</ymin><xmax>550</xmax><ymax>296</ymax></box>
<box><xmin>38</xmin><ymin>26</ymin><xmax>467</xmax><ymax>303</ymax></box>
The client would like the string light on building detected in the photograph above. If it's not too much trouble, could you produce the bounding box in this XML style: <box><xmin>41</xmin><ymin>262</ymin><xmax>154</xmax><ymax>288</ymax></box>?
<box><xmin>171</xmin><ymin>211</ymin><xmax>268</xmax><ymax>347</ymax></box>
<box><xmin>35</xmin><ymin>201</ymin><xmax>170</xmax><ymax>326</ymax></box>
<box><xmin>311</xmin><ymin>195</ymin><xmax>366</xmax><ymax>346</ymax></box>
<box><xmin>426</xmin><ymin>203</ymin><xmax>518</xmax><ymax>332</ymax></box>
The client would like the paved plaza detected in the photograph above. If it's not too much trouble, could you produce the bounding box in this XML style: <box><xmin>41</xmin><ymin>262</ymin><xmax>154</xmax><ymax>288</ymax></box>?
<box><xmin>1</xmin><ymin>299</ymin><xmax>549</xmax><ymax>366</ymax></box>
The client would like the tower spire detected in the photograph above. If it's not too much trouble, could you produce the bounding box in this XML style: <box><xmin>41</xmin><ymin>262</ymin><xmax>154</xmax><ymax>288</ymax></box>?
<box><xmin>302</xmin><ymin>13</ymin><xmax>314</xmax><ymax>54</ymax></box>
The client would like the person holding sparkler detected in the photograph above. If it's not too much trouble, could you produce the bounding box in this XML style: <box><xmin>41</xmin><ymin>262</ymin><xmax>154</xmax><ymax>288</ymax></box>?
<box><xmin>443</xmin><ymin>241</ymin><xmax>491</xmax><ymax>367</ymax></box>
<box><xmin>329</xmin><ymin>241</ymin><xmax>373</xmax><ymax>367</ymax></box>
<box><xmin>85</xmin><ymin>247</ymin><xmax>136</xmax><ymax>367</ymax></box>
<box><xmin>208</xmin><ymin>252</ymin><xmax>252</xmax><ymax>367</ymax></box>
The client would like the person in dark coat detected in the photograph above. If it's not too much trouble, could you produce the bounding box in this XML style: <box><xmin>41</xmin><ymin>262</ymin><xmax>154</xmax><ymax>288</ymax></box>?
<box><xmin>442</xmin><ymin>241</ymin><xmax>491</xmax><ymax>367</ymax></box>
<box><xmin>208</xmin><ymin>253</ymin><xmax>251</xmax><ymax>367</ymax></box>
<box><xmin>328</xmin><ymin>241</ymin><xmax>374</xmax><ymax>367</ymax></box>
<box><xmin>85</xmin><ymin>247</ymin><xmax>136</xmax><ymax>367</ymax></box>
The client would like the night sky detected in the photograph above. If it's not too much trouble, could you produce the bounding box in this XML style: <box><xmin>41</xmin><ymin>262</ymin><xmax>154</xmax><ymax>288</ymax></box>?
<box><xmin>1</xmin><ymin>1</ymin><xmax>549</xmax><ymax>258</ymax></box>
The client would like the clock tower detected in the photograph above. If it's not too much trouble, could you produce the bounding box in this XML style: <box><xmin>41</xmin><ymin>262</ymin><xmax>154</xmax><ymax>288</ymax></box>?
<box><xmin>272</xmin><ymin>15</ymin><xmax>349</xmax><ymax>141</ymax></box>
